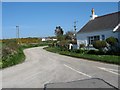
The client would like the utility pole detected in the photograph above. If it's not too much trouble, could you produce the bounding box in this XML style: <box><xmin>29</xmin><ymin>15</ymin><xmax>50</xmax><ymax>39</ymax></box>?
<box><xmin>16</xmin><ymin>26</ymin><xmax>20</xmax><ymax>44</ymax></box>
<box><xmin>73</xmin><ymin>20</ymin><xmax>78</xmax><ymax>38</ymax></box>
<box><xmin>74</xmin><ymin>20</ymin><xmax>78</xmax><ymax>31</ymax></box>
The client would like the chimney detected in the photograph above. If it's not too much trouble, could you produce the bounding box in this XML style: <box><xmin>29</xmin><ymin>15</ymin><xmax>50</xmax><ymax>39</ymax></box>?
<box><xmin>90</xmin><ymin>8</ymin><xmax>97</xmax><ymax>20</ymax></box>
<box><xmin>92</xmin><ymin>8</ymin><xmax>95</xmax><ymax>15</ymax></box>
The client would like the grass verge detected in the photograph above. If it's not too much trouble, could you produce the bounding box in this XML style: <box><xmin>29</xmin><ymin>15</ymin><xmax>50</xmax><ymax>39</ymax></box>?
<box><xmin>2</xmin><ymin>47</ymin><xmax>25</xmax><ymax>69</ymax></box>
<box><xmin>44</xmin><ymin>47</ymin><xmax>120</xmax><ymax>65</ymax></box>
<box><xmin>1</xmin><ymin>44</ymin><xmax>48</xmax><ymax>69</ymax></box>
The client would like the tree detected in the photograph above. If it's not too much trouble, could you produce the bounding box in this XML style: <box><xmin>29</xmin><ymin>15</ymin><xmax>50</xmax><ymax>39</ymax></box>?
<box><xmin>65</xmin><ymin>31</ymin><xmax>75</xmax><ymax>40</ymax></box>
<box><xmin>57</xmin><ymin>35</ymin><xmax>65</xmax><ymax>41</ymax></box>
<box><xmin>54</xmin><ymin>26</ymin><xmax>64</xmax><ymax>41</ymax></box>
<box><xmin>55</xmin><ymin>26</ymin><xmax>64</xmax><ymax>36</ymax></box>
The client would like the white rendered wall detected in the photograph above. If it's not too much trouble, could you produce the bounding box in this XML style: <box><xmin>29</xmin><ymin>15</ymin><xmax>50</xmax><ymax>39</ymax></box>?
<box><xmin>77</xmin><ymin>29</ymin><xmax>119</xmax><ymax>48</ymax></box>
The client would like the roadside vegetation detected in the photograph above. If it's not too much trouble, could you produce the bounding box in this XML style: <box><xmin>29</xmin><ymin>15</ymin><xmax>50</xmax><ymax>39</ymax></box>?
<box><xmin>0</xmin><ymin>42</ymin><xmax>2</xmax><ymax>68</ymax></box>
<box><xmin>44</xmin><ymin>47</ymin><xmax>119</xmax><ymax>65</ymax></box>
<box><xmin>1</xmin><ymin>39</ymin><xmax>24</xmax><ymax>68</ymax></box>
<box><xmin>1</xmin><ymin>38</ymin><xmax>51</xmax><ymax>69</ymax></box>
<box><xmin>1</xmin><ymin>26</ymin><xmax>120</xmax><ymax>68</ymax></box>
<box><xmin>44</xmin><ymin>26</ymin><xmax>120</xmax><ymax>65</ymax></box>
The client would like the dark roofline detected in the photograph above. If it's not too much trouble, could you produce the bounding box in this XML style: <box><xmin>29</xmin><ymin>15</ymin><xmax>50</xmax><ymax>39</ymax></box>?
<box><xmin>77</xmin><ymin>11</ymin><xmax>120</xmax><ymax>34</ymax></box>
<box><xmin>96</xmin><ymin>11</ymin><xmax>120</xmax><ymax>19</ymax></box>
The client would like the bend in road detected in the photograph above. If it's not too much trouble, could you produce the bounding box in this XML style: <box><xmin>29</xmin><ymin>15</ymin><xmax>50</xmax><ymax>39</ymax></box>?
<box><xmin>2</xmin><ymin>47</ymin><xmax>119</xmax><ymax>88</ymax></box>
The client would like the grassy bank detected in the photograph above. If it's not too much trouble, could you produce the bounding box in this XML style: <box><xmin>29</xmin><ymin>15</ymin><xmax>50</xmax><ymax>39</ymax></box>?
<box><xmin>0</xmin><ymin>42</ymin><xmax>2</xmax><ymax>68</ymax></box>
<box><xmin>44</xmin><ymin>47</ymin><xmax>120</xmax><ymax>65</ymax></box>
<box><xmin>2</xmin><ymin>47</ymin><xmax>25</xmax><ymax>68</ymax></box>
<box><xmin>1</xmin><ymin>38</ymin><xmax>52</xmax><ymax>69</ymax></box>
<box><xmin>1</xmin><ymin>42</ymin><xmax>48</xmax><ymax>69</ymax></box>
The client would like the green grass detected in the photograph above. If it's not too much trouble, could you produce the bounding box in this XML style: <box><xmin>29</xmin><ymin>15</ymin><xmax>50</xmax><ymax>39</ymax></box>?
<box><xmin>44</xmin><ymin>47</ymin><xmax>120</xmax><ymax>65</ymax></box>
<box><xmin>2</xmin><ymin>47</ymin><xmax>25</xmax><ymax>68</ymax></box>
<box><xmin>0</xmin><ymin>42</ymin><xmax>2</xmax><ymax>68</ymax></box>
<box><xmin>0</xmin><ymin>61</ymin><xmax>2</xmax><ymax>68</ymax></box>
<box><xmin>1</xmin><ymin>43</ymin><xmax>48</xmax><ymax>69</ymax></box>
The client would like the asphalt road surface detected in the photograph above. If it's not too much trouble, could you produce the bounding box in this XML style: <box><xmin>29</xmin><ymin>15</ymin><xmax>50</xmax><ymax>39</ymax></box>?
<box><xmin>2</xmin><ymin>47</ymin><xmax>119</xmax><ymax>88</ymax></box>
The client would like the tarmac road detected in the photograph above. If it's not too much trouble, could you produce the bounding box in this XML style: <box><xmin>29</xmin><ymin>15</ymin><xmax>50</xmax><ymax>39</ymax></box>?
<box><xmin>2</xmin><ymin>46</ymin><xmax>119</xmax><ymax>88</ymax></box>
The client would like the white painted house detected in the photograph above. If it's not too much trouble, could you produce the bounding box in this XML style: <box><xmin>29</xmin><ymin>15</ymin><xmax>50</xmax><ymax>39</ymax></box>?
<box><xmin>42</xmin><ymin>37</ymin><xmax>57</xmax><ymax>41</ymax></box>
<box><xmin>77</xmin><ymin>9</ymin><xmax>120</xmax><ymax>49</ymax></box>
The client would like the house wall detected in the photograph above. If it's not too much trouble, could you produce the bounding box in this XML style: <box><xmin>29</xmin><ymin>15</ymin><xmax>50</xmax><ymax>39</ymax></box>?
<box><xmin>77</xmin><ymin>29</ymin><xmax>119</xmax><ymax>49</ymax></box>
<box><xmin>69</xmin><ymin>44</ymin><xmax>77</xmax><ymax>50</ymax></box>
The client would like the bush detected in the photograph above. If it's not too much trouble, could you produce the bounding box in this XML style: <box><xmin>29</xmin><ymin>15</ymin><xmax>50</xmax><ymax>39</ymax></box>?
<box><xmin>2</xmin><ymin>39</ymin><xmax>18</xmax><ymax>60</ymax></box>
<box><xmin>80</xmin><ymin>44</ymin><xmax>85</xmax><ymax>48</ymax></box>
<box><xmin>106</xmin><ymin>37</ymin><xmax>117</xmax><ymax>45</ymax></box>
<box><xmin>45</xmin><ymin>47</ymin><xmax>120</xmax><ymax>65</ymax></box>
<box><xmin>4</xmin><ymin>39</ymin><xmax>18</xmax><ymax>50</ymax></box>
<box><xmin>93</xmin><ymin>40</ymin><xmax>107</xmax><ymax>52</ymax></box>
<box><xmin>72</xmin><ymin>49</ymin><xmax>85</xmax><ymax>54</ymax></box>
<box><xmin>87</xmin><ymin>50</ymin><xmax>96</xmax><ymax>54</ymax></box>
<box><xmin>106</xmin><ymin>37</ymin><xmax>120</xmax><ymax>53</ymax></box>
<box><xmin>87</xmin><ymin>50</ymin><xmax>106</xmax><ymax>55</ymax></box>
<box><xmin>2</xmin><ymin>47</ymin><xmax>25</xmax><ymax>68</ymax></box>
<box><xmin>57</xmin><ymin>40</ymin><xmax>69</xmax><ymax>51</ymax></box>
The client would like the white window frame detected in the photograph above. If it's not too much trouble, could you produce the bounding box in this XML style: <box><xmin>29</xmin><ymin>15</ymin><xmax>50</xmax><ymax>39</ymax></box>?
<box><xmin>88</xmin><ymin>35</ymin><xmax>100</xmax><ymax>45</ymax></box>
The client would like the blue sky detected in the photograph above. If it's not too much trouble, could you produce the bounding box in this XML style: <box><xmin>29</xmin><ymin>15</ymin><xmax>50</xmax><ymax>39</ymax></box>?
<box><xmin>2</xmin><ymin>2</ymin><xmax>118</xmax><ymax>39</ymax></box>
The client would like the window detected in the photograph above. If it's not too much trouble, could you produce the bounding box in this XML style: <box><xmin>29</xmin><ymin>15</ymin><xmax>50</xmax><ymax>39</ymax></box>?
<box><xmin>94</xmin><ymin>36</ymin><xmax>100</xmax><ymax>41</ymax></box>
<box><xmin>88</xmin><ymin>35</ymin><xmax>100</xmax><ymax>44</ymax></box>
<box><xmin>102</xmin><ymin>35</ymin><xmax>105</xmax><ymax>40</ymax></box>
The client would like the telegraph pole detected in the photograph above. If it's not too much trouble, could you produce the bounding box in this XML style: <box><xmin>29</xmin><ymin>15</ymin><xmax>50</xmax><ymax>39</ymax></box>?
<box><xmin>16</xmin><ymin>26</ymin><xmax>20</xmax><ymax>44</ymax></box>
<box><xmin>74</xmin><ymin>21</ymin><xmax>77</xmax><ymax>32</ymax></box>
<box><xmin>73</xmin><ymin>20</ymin><xmax>78</xmax><ymax>38</ymax></box>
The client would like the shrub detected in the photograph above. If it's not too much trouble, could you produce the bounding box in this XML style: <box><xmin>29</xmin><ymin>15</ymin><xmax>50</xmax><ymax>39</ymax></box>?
<box><xmin>72</xmin><ymin>49</ymin><xmax>85</xmax><ymax>54</ymax></box>
<box><xmin>106</xmin><ymin>37</ymin><xmax>120</xmax><ymax>53</ymax></box>
<box><xmin>2</xmin><ymin>39</ymin><xmax>19</xmax><ymax>59</ymax></box>
<box><xmin>2</xmin><ymin>47</ymin><xmax>25</xmax><ymax>68</ymax></box>
<box><xmin>87</xmin><ymin>50</ymin><xmax>96</xmax><ymax>54</ymax></box>
<box><xmin>87</xmin><ymin>50</ymin><xmax>106</xmax><ymax>55</ymax></box>
<box><xmin>57</xmin><ymin>40</ymin><xmax>69</xmax><ymax>51</ymax></box>
<box><xmin>4</xmin><ymin>39</ymin><xmax>18</xmax><ymax>51</ymax></box>
<box><xmin>80</xmin><ymin>44</ymin><xmax>85</xmax><ymax>48</ymax></box>
<box><xmin>48</xmin><ymin>43</ymin><xmax>53</xmax><ymax>47</ymax></box>
<box><xmin>93</xmin><ymin>40</ymin><xmax>107</xmax><ymax>52</ymax></box>
<box><xmin>106</xmin><ymin>37</ymin><xmax>117</xmax><ymax>45</ymax></box>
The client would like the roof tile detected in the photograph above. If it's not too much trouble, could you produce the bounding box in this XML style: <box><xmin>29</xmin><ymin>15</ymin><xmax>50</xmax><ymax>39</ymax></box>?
<box><xmin>77</xmin><ymin>11</ymin><xmax>120</xmax><ymax>34</ymax></box>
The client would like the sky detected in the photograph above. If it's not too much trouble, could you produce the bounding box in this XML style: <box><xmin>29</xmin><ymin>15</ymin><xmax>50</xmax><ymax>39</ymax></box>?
<box><xmin>2</xmin><ymin>2</ymin><xmax>118</xmax><ymax>39</ymax></box>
